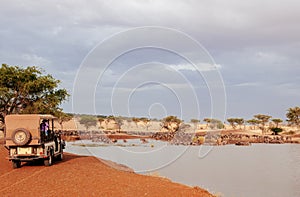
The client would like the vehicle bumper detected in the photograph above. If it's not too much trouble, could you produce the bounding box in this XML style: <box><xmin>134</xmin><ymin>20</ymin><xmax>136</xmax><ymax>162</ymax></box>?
<box><xmin>8</xmin><ymin>155</ymin><xmax>47</xmax><ymax>162</ymax></box>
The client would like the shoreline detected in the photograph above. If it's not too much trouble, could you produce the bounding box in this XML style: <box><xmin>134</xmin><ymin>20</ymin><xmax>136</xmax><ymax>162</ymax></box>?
<box><xmin>64</xmin><ymin>140</ymin><xmax>300</xmax><ymax>197</ymax></box>
<box><xmin>0</xmin><ymin>143</ymin><xmax>215</xmax><ymax>197</ymax></box>
<box><xmin>62</xmin><ymin>130</ymin><xmax>300</xmax><ymax>146</ymax></box>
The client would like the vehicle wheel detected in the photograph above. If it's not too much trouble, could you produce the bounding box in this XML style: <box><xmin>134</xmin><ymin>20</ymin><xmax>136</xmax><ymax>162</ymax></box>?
<box><xmin>11</xmin><ymin>128</ymin><xmax>31</xmax><ymax>146</ymax></box>
<box><xmin>12</xmin><ymin>161</ymin><xmax>21</xmax><ymax>169</ymax></box>
<box><xmin>44</xmin><ymin>151</ymin><xmax>53</xmax><ymax>166</ymax></box>
<box><xmin>57</xmin><ymin>151</ymin><xmax>63</xmax><ymax>161</ymax></box>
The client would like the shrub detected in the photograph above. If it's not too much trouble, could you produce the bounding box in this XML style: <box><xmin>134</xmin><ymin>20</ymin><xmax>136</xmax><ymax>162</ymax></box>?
<box><xmin>270</xmin><ymin>127</ymin><xmax>283</xmax><ymax>135</ymax></box>
<box><xmin>209</xmin><ymin>119</ymin><xmax>224</xmax><ymax>129</ymax></box>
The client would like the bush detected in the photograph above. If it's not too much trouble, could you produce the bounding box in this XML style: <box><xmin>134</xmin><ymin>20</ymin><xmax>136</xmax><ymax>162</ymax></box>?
<box><xmin>285</xmin><ymin>130</ymin><xmax>295</xmax><ymax>135</ymax></box>
<box><xmin>270</xmin><ymin>127</ymin><xmax>283</xmax><ymax>135</ymax></box>
<box><xmin>192</xmin><ymin>136</ymin><xmax>205</xmax><ymax>144</ymax></box>
<box><xmin>209</xmin><ymin>119</ymin><xmax>224</xmax><ymax>129</ymax></box>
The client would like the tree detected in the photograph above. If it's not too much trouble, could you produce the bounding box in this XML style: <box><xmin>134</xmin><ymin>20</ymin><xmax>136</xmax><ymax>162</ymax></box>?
<box><xmin>271</xmin><ymin>118</ymin><xmax>283</xmax><ymax>128</ymax></box>
<box><xmin>190</xmin><ymin>119</ymin><xmax>200</xmax><ymax>129</ymax></box>
<box><xmin>247</xmin><ymin>119</ymin><xmax>260</xmax><ymax>130</ymax></box>
<box><xmin>98</xmin><ymin>116</ymin><xmax>106</xmax><ymax>129</ymax></box>
<box><xmin>227</xmin><ymin>118</ymin><xmax>244</xmax><ymax>129</ymax></box>
<box><xmin>210</xmin><ymin>119</ymin><xmax>224</xmax><ymax>129</ymax></box>
<box><xmin>253</xmin><ymin>114</ymin><xmax>272</xmax><ymax>134</ymax></box>
<box><xmin>107</xmin><ymin>115</ymin><xmax>116</xmax><ymax>121</ymax></box>
<box><xmin>79</xmin><ymin>115</ymin><xmax>97</xmax><ymax>131</ymax></box>
<box><xmin>203</xmin><ymin>118</ymin><xmax>211</xmax><ymax>129</ymax></box>
<box><xmin>235</xmin><ymin>118</ymin><xmax>245</xmax><ymax>129</ymax></box>
<box><xmin>132</xmin><ymin>117</ymin><xmax>139</xmax><ymax>127</ymax></box>
<box><xmin>204</xmin><ymin>118</ymin><xmax>223</xmax><ymax>129</ymax></box>
<box><xmin>114</xmin><ymin>116</ymin><xmax>124</xmax><ymax>132</ymax></box>
<box><xmin>55</xmin><ymin>110</ymin><xmax>73</xmax><ymax>130</ymax></box>
<box><xmin>0</xmin><ymin>64</ymin><xmax>69</xmax><ymax>122</ymax></box>
<box><xmin>286</xmin><ymin>106</ymin><xmax>300</xmax><ymax>128</ymax></box>
<box><xmin>270</xmin><ymin>127</ymin><xmax>283</xmax><ymax>135</ymax></box>
<box><xmin>140</xmin><ymin>117</ymin><xmax>151</xmax><ymax>130</ymax></box>
<box><xmin>227</xmin><ymin>118</ymin><xmax>237</xmax><ymax>129</ymax></box>
<box><xmin>161</xmin><ymin>116</ymin><xmax>182</xmax><ymax>132</ymax></box>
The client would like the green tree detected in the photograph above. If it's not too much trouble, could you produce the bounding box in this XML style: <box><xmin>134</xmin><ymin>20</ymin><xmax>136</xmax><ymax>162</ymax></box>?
<box><xmin>55</xmin><ymin>110</ymin><xmax>73</xmax><ymax>130</ymax></box>
<box><xmin>0</xmin><ymin>64</ymin><xmax>69</xmax><ymax>122</ymax></box>
<box><xmin>161</xmin><ymin>116</ymin><xmax>182</xmax><ymax>132</ymax></box>
<box><xmin>227</xmin><ymin>118</ymin><xmax>244</xmax><ymax>129</ymax></box>
<box><xmin>253</xmin><ymin>114</ymin><xmax>272</xmax><ymax>134</ymax></box>
<box><xmin>271</xmin><ymin>118</ymin><xmax>283</xmax><ymax>128</ymax></box>
<box><xmin>204</xmin><ymin>118</ymin><xmax>224</xmax><ymax>129</ymax></box>
<box><xmin>210</xmin><ymin>119</ymin><xmax>224</xmax><ymax>129</ymax></box>
<box><xmin>270</xmin><ymin>127</ymin><xmax>283</xmax><ymax>135</ymax></box>
<box><xmin>227</xmin><ymin>118</ymin><xmax>237</xmax><ymax>129</ymax></box>
<box><xmin>203</xmin><ymin>118</ymin><xmax>211</xmax><ymax>129</ymax></box>
<box><xmin>286</xmin><ymin>106</ymin><xmax>300</xmax><ymax>128</ymax></box>
<box><xmin>114</xmin><ymin>116</ymin><xmax>124</xmax><ymax>132</ymax></box>
<box><xmin>140</xmin><ymin>117</ymin><xmax>151</xmax><ymax>130</ymax></box>
<box><xmin>235</xmin><ymin>118</ymin><xmax>245</xmax><ymax>129</ymax></box>
<box><xmin>107</xmin><ymin>115</ymin><xmax>116</xmax><ymax>121</ymax></box>
<box><xmin>247</xmin><ymin>119</ymin><xmax>260</xmax><ymax>130</ymax></box>
<box><xmin>190</xmin><ymin>119</ymin><xmax>200</xmax><ymax>129</ymax></box>
<box><xmin>79</xmin><ymin>115</ymin><xmax>97</xmax><ymax>131</ymax></box>
<box><xmin>98</xmin><ymin>116</ymin><xmax>106</xmax><ymax>129</ymax></box>
<box><xmin>132</xmin><ymin>117</ymin><xmax>139</xmax><ymax>127</ymax></box>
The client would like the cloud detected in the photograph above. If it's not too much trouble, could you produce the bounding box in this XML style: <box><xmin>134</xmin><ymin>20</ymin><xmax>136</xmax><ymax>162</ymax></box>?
<box><xmin>0</xmin><ymin>0</ymin><xmax>299</xmax><ymax>119</ymax></box>
<box><xmin>169</xmin><ymin>63</ymin><xmax>222</xmax><ymax>72</ymax></box>
<box><xmin>21</xmin><ymin>53</ymin><xmax>51</xmax><ymax>67</ymax></box>
<box><xmin>232</xmin><ymin>82</ymin><xmax>260</xmax><ymax>87</ymax></box>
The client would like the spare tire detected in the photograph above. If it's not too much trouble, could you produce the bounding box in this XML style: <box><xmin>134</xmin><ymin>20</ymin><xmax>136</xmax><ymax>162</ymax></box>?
<box><xmin>11</xmin><ymin>128</ymin><xmax>31</xmax><ymax>146</ymax></box>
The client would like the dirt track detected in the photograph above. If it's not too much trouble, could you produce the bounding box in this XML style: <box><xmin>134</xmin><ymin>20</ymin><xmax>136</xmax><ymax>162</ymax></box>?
<box><xmin>0</xmin><ymin>145</ymin><xmax>213</xmax><ymax>197</ymax></box>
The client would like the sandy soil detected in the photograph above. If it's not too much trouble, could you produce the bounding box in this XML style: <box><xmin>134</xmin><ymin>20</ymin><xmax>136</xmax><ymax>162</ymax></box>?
<box><xmin>0</xmin><ymin>145</ymin><xmax>214</xmax><ymax>197</ymax></box>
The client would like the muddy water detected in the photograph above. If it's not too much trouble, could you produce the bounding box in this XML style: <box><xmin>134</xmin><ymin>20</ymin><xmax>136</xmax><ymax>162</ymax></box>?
<box><xmin>66</xmin><ymin>141</ymin><xmax>300</xmax><ymax>197</ymax></box>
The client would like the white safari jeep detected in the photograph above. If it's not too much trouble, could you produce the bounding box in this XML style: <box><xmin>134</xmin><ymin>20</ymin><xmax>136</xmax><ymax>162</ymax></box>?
<box><xmin>5</xmin><ymin>114</ymin><xmax>65</xmax><ymax>168</ymax></box>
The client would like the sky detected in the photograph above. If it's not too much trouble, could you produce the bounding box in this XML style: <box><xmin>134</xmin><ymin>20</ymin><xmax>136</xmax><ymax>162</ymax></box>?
<box><xmin>0</xmin><ymin>0</ymin><xmax>299</xmax><ymax>121</ymax></box>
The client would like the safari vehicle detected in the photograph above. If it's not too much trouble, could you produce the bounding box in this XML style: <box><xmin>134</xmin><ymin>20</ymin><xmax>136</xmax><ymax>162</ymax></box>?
<box><xmin>4</xmin><ymin>114</ymin><xmax>65</xmax><ymax>168</ymax></box>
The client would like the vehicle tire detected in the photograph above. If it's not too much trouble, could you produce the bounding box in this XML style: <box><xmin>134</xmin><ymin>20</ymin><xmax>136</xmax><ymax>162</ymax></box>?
<box><xmin>57</xmin><ymin>150</ymin><xmax>63</xmax><ymax>161</ymax></box>
<box><xmin>11</xmin><ymin>128</ymin><xmax>31</xmax><ymax>146</ymax></box>
<box><xmin>12</xmin><ymin>161</ymin><xmax>21</xmax><ymax>169</ymax></box>
<box><xmin>44</xmin><ymin>151</ymin><xmax>53</xmax><ymax>166</ymax></box>
<box><xmin>57</xmin><ymin>153</ymin><xmax>63</xmax><ymax>161</ymax></box>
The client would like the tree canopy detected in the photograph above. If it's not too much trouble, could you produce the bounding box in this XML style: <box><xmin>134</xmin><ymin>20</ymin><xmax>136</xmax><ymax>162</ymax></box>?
<box><xmin>227</xmin><ymin>118</ymin><xmax>244</xmax><ymax>129</ymax></box>
<box><xmin>79</xmin><ymin>115</ymin><xmax>97</xmax><ymax>130</ymax></box>
<box><xmin>252</xmin><ymin>114</ymin><xmax>272</xmax><ymax>133</ymax></box>
<box><xmin>55</xmin><ymin>110</ymin><xmax>73</xmax><ymax>130</ymax></box>
<box><xmin>190</xmin><ymin>119</ymin><xmax>200</xmax><ymax>123</ymax></box>
<box><xmin>286</xmin><ymin>106</ymin><xmax>300</xmax><ymax>127</ymax></box>
<box><xmin>0</xmin><ymin>64</ymin><xmax>69</xmax><ymax>122</ymax></box>
<box><xmin>203</xmin><ymin>118</ymin><xmax>212</xmax><ymax>124</ymax></box>
<box><xmin>114</xmin><ymin>116</ymin><xmax>124</xmax><ymax>132</ymax></box>
<box><xmin>203</xmin><ymin>118</ymin><xmax>224</xmax><ymax>129</ymax></box>
<box><xmin>253</xmin><ymin>114</ymin><xmax>272</xmax><ymax>125</ymax></box>
<box><xmin>246</xmin><ymin>119</ymin><xmax>260</xmax><ymax>130</ymax></box>
<box><xmin>161</xmin><ymin>116</ymin><xmax>182</xmax><ymax>132</ymax></box>
<box><xmin>271</xmin><ymin>118</ymin><xmax>283</xmax><ymax>128</ymax></box>
<box><xmin>162</xmin><ymin>116</ymin><xmax>182</xmax><ymax>125</ymax></box>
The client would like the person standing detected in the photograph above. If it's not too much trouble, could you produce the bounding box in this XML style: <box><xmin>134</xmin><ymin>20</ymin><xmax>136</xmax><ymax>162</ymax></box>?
<box><xmin>40</xmin><ymin>119</ymin><xmax>49</xmax><ymax>136</ymax></box>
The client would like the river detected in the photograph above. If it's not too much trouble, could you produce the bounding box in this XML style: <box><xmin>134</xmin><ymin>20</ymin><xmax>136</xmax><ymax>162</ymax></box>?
<box><xmin>65</xmin><ymin>140</ymin><xmax>300</xmax><ymax>197</ymax></box>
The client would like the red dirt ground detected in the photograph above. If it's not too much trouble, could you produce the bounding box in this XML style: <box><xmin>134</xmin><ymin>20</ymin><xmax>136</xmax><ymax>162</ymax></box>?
<box><xmin>0</xmin><ymin>145</ymin><xmax>214</xmax><ymax>197</ymax></box>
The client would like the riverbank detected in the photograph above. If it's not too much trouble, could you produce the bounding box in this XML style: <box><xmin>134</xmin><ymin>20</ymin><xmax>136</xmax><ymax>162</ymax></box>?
<box><xmin>0</xmin><ymin>144</ymin><xmax>214</xmax><ymax>197</ymax></box>
<box><xmin>61</xmin><ymin>129</ymin><xmax>300</xmax><ymax>146</ymax></box>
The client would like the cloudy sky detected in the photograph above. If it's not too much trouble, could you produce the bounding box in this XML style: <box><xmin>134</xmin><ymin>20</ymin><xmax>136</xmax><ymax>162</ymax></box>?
<box><xmin>1</xmin><ymin>0</ymin><xmax>299</xmax><ymax>121</ymax></box>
